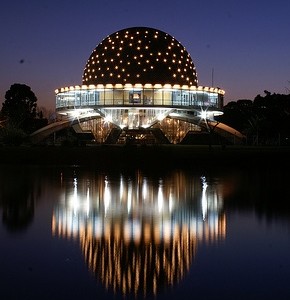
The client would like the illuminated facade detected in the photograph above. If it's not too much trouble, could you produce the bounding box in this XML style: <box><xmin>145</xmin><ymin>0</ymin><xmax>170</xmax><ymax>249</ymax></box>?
<box><xmin>54</xmin><ymin>27</ymin><xmax>227</xmax><ymax>144</ymax></box>
<box><xmin>52</xmin><ymin>170</ymin><xmax>226</xmax><ymax>297</ymax></box>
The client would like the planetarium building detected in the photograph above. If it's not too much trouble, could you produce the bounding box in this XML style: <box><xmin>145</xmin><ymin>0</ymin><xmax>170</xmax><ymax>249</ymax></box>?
<box><xmin>51</xmin><ymin>27</ymin><xmax>241</xmax><ymax>144</ymax></box>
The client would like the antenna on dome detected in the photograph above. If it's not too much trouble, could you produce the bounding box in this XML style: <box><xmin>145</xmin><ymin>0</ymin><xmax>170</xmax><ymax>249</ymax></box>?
<box><xmin>211</xmin><ymin>67</ymin><xmax>214</xmax><ymax>87</ymax></box>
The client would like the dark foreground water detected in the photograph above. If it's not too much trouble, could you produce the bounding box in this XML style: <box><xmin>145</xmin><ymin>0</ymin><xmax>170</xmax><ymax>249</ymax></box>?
<box><xmin>0</xmin><ymin>164</ymin><xmax>290</xmax><ymax>300</ymax></box>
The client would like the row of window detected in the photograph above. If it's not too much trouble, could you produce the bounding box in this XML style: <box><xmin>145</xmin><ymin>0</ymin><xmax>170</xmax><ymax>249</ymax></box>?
<box><xmin>56</xmin><ymin>88</ymin><xmax>222</xmax><ymax>109</ymax></box>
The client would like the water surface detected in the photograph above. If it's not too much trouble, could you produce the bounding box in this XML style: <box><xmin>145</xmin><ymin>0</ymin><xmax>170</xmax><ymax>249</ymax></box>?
<box><xmin>0</xmin><ymin>165</ymin><xmax>290</xmax><ymax>300</ymax></box>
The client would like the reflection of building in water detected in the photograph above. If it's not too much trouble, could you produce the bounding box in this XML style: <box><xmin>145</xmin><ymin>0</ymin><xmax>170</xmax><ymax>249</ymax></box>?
<box><xmin>52</xmin><ymin>171</ymin><xmax>226</xmax><ymax>297</ymax></box>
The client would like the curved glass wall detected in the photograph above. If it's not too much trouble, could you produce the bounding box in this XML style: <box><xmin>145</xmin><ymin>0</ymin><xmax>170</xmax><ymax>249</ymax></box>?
<box><xmin>55</xmin><ymin>84</ymin><xmax>224</xmax><ymax>111</ymax></box>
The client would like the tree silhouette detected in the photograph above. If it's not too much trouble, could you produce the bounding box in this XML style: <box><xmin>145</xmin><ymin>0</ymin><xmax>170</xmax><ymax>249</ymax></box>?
<box><xmin>2</xmin><ymin>84</ymin><xmax>37</xmax><ymax>121</ymax></box>
<box><xmin>219</xmin><ymin>91</ymin><xmax>290</xmax><ymax>145</ymax></box>
<box><xmin>1</xmin><ymin>84</ymin><xmax>48</xmax><ymax>144</ymax></box>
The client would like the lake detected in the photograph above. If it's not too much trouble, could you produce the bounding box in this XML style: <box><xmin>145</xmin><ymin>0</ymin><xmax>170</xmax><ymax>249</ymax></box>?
<box><xmin>0</xmin><ymin>163</ymin><xmax>290</xmax><ymax>300</ymax></box>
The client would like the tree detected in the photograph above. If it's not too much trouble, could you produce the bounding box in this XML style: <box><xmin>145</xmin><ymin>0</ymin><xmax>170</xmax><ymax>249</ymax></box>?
<box><xmin>219</xmin><ymin>91</ymin><xmax>290</xmax><ymax>145</ymax></box>
<box><xmin>0</xmin><ymin>84</ymin><xmax>48</xmax><ymax>145</ymax></box>
<box><xmin>1</xmin><ymin>83</ymin><xmax>37</xmax><ymax>131</ymax></box>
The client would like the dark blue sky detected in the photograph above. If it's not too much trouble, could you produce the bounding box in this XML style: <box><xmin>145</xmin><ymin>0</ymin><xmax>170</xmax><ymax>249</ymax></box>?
<box><xmin>1</xmin><ymin>0</ymin><xmax>290</xmax><ymax>109</ymax></box>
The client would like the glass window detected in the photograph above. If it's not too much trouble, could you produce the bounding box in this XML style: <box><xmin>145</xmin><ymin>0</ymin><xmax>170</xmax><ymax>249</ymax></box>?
<box><xmin>154</xmin><ymin>89</ymin><xmax>163</xmax><ymax>105</ymax></box>
<box><xmin>113</xmin><ymin>89</ymin><xmax>123</xmax><ymax>105</ymax></box>
<box><xmin>104</xmin><ymin>89</ymin><xmax>113</xmax><ymax>105</ymax></box>
<box><xmin>172</xmin><ymin>91</ymin><xmax>182</xmax><ymax>106</ymax></box>
<box><xmin>129</xmin><ymin>90</ymin><xmax>142</xmax><ymax>104</ymax></box>
<box><xmin>163</xmin><ymin>90</ymin><xmax>172</xmax><ymax>105</ymax></box>
<box><xmin>143</xmin><ymin>89</ymin><xmax>154</xmax><ymax>105</ymax></box>
<box><xmin>81</xmin><ymin>91</ymin><xmax>88</xmax><ymax>106</ymax></box>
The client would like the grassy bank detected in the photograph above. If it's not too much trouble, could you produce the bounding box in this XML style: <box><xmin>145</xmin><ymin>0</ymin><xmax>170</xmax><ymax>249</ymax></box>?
<box><xmin>0</xmin><ymin>144</ymin><xmax>289</xmax><ymax>168</ymax></box>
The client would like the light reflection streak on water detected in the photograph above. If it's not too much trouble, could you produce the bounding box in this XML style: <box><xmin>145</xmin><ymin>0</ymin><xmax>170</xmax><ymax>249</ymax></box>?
<box><xmin>86</xmin><ymin>186</ymin><xmax>90</xmax><ymax>217</ymax></box>
<box><xmin>120</xmin><ymin>176</ymin><xmax>124</xmax><ymax>202</ymax></box>
<box><xmin>157</xmin><ymin>179</ymin><xmax>164</xmax><ymax>213</ymax></box>
<box><xmin>127</xmin><ymin>180</ymin><xmax>132</xmax><ymax>213</ymax></box>
<box><xmin>52</xmin><ymin>171</ymin><xmax>226</xmax><ymax>297</ymax></box>
<box><xmin>72</xmin><ymin>177</ymin><xmax>79</xmax><ymax>215</ymax></box>
<box><xmin>104</xmin><ymin>177</ymin><xmax>110</xmax><ymax>215</ymax></box>
<box><xmin>142</xmin><ymin>178</ymin><xmax>148</xmax><ymax>201</ymax></box>
<box><xmin>201</xmin><ymin>176</ymin><xmax>208</xmax><ymax>221</ymax></box>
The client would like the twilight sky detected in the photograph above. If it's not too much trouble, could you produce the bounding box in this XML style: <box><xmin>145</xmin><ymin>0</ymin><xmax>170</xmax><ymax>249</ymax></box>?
<box><xmin>1</xmin><ymin>0</ymin><xmax>290</xmax><ymax>110</ymax></box>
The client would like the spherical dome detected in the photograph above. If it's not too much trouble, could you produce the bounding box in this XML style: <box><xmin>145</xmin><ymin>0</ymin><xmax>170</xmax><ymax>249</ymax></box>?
<box><xmin>82</xmin><ymin>27</ymin><xmax>198</xmax><ymax>86</ymax></box>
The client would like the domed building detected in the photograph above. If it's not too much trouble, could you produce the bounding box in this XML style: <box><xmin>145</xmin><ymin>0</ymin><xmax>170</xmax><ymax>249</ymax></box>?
<box><xmin>32</xmin><ymin>27</ymin><xmax>244</xmax><ymax>144</ymax></box>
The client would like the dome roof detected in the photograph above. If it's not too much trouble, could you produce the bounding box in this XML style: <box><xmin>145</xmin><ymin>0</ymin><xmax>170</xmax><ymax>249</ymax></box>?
<box><xmin>82</xmin><ymin>27</ymin><xmax>198</xmax><ymax>86</ymax></box>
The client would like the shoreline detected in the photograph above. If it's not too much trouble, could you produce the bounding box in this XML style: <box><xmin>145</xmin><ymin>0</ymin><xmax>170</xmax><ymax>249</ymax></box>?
<box><xmin>0</xmin><ymin>144</ymin><xmax>289</xmax><ymax>168</ymax></box>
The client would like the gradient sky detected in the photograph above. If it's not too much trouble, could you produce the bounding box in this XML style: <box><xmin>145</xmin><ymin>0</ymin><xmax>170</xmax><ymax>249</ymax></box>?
<box><xmin>1</xmin><ymin>0</ymin><xmax>290</xmax><ymax>110</ymax></box>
